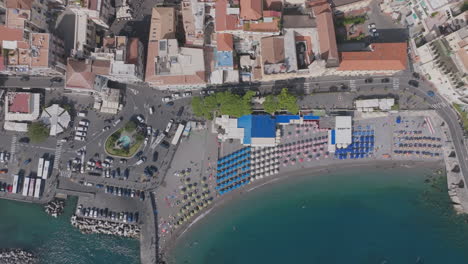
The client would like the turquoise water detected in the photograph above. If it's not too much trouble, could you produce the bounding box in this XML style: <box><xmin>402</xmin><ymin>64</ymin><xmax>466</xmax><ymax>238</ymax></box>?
<box><xmin>118</xmin><ymin>136</ymin><xmax>132</xmax><ymax>148</ymax></box>
<box><xmin>172</xmin><ymin>167</ymin><xmax>468</xmax><ymax>264</ymax></box>
<box><xmin>0</xmin><ymin>197</ymin><xmax>139</xmax><ymax>264</ymax></box>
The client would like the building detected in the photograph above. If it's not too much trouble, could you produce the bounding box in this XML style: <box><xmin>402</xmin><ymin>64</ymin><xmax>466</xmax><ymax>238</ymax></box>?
<box><xmin>328</xmin><ymin>116</ymin><xmax>352</xmax><ymax>152</ymax></box>
<box><xmin>355</xmin><ymin>98</ymin><xmax>395</xmax><ymax>112</ymax></box>
<box><xmin>91</xmin><ymin>36</ymin><xmax>144</xmax><ymax>82</ymax></box>
<box><xmin>65</xmin><ymin>58</ymin><xmax>96</xmax><ymax>93</ymax></box>
<box><xmin>68</xmin><ymin>0</ymin><xmax>114</xmax><ymax>27</ymax></box>
<box><xmin>4</xmin><ymin>91</ymin><xmax>40</xmax><ymax>122</ymax></box>
<box><xmin>145</xmin><ymin>7</ymin><xmax>206</xmax><ymax>89</ymax></box>
<box><xmin>216</xmin><ymin>115</ymin><xmax>279</xmax><ymax>147</ymax></box>
<box><xmin>330</xmin><ymin>0</ymin><xmax>373</xmax><ymax>13</ymax></box>
<box><xmin>309</xmin><ymin>0</ymin><xmax>339</xmax><ymax>67</ymax></box>
<box><xmin>0</xmin><ymin>25</ymin><xmax>62</xmax><ymax>75</ymax></box>
<box><xmin>93</xmin><ymin>76</ymin><xmax>122</xmax><ymax>114</ymax></box>
<box><xmin>182</xmin><ymin>0</ymin><xmax>205</xmax><ymax>47</ymax></box>
<box><xmin>338</xmin><ymin>42</ymin><xmax>408</xmax><ymax>73</ymax></box>
<box><xmin>40</xmin><ymin>104</ymin><xmax>71</xmax><ymax>136</ymax></box>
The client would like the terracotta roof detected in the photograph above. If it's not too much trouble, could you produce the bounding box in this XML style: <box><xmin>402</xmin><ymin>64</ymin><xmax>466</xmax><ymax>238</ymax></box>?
<box><xmin>240</xmin><ymin>0</ymin><xmax>262</xmax><ymax>20</ymax></box>
<box><xmin>149</xmin><ymin>7</ymin><xmax>176</xmax><ymax>41</ymax></box>
<box><xmin>338</xmin><ymin>43</ymin><xmax>408</xmax><ymax>71</ymax></box>
<box><xmin>8</xmin><ymin>93</ymin><xmax>30</xmax><ymax>113</ymax></box>
<box><xmin>5</xmin><ymin>0</ymin><xmax>33</xmax><ymax>9</ymax></box>
<box><xmin>0</xmin><ymin>25</ymin><xmax>23</xmax><ymax>45</ymax></box>
<box><xmin>331</xmin><ymin>0</ymin><xmax>364</xmax><ymax>7</ymax></box>
<box><xmin>66</xmin><ymin>59</ymin><xmax>96</xmax><ymax>90</ymax></box>
<box><xmin>283</xmin><ymin>15</ymin><xmax>317</xmax><ymax>28</ymax></box>
<box><xmin>247</xmin><ymin>21</ymin><xmax>280</xmax><ymax>32</ymax></box>
<box><xmin>92</xmin><ymin>59</ymin><xmax>111</xmax><ymax>75</ymax></box>
<box><xmin>126</xmin><ymin>38</ymin><xmax>139</xmax><ymax>65</ymax></box>
<box><xmin>263</xmin><ymin>10</ymin><xmax>281</xmax><ymax>18</ymax></box>
<box><xmin>456</xmin><ymin>48</ymin><xmax>468</xmax><ymax>71</ymax></box>
<box><xmin>216</xmin><ymin>33</ymin><xmax>233</xmax><ymax>51</ymax></box>
<box><xmin>215</xmin><ymin>0</ymin><xmax>242</xmax><ymax>31</ymax></box>
<box><xmin>261</xmin><ymin>36</ymin><xmax>285</xmax><ymax>64</ymax></box>
<box><xmin>310</xmin><ymin>0</ymin><xmax>339</xmax><ymax>66</ymax></box>
<box><xmin>264</xmin><ymin>0</ymin><xmax>282</xmax><ymax>11</ymax></box>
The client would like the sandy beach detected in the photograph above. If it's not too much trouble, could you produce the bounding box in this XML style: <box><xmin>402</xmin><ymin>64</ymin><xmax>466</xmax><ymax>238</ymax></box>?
<box><xmin>162</xmin><ymin>158</ymin><xmax>444</xmax><ymax>259</ymax></box>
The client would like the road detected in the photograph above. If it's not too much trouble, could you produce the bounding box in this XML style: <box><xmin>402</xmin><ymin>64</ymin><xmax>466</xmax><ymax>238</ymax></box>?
<box><xmin>0</xmin><ymin>75</ymin><xmax>63</xmax><ymax>89</ymax></box>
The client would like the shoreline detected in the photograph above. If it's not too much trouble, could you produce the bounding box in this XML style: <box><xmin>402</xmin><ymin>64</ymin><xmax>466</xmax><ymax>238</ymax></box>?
<box><xmin>162</xmin><ymin>159</ymin><xmax>444</xmax><ymax>259</ymax></box>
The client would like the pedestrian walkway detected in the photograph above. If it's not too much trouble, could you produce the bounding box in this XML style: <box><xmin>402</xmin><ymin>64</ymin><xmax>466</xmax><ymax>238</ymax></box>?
<box><xmin>10</xmin><ymin>135</ymin><xmax>17</xmax><ymax>160</ymax></box>
<box><xmin>53</xmin><ymin>142</ymin><xmax>62</xmax><ymax>169</ymax></box>
<box><xmin>430</xmin><ymin>102</ymin><xmax>449</xmax><ymax>109</ymax></box>
<box><xmin>349</xmin><ymin>80</ymin><xmax>356</xmax><ymax>91</ymax></box>
<box><xmin>392</xmin><ymin>78</ymin><xmax>399</xmax><ymax>90</ymax></box>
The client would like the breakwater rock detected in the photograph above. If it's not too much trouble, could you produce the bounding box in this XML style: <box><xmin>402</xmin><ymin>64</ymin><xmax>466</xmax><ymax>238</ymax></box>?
<box><xmin>44</xmin><ymin>199</ymin><xmax>65</xmax><ymax>218</ymax></box>
<box><xmin>71</xmin><ymin>215</ymin><xmax>140</xmax><ymax>238</ymax></box>
<box><xmin>0</xmin><ymin>249</ymin><xmax>36</xmax><ymax>264</ymax></box>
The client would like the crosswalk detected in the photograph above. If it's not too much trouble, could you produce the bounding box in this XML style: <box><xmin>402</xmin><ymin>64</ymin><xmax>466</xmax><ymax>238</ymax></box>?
<box><xmin>10</xmin><ymin>135</ymin><xmax>17</xmax><ymax>160</ymax></box>
<box><xmin>304</xmin><ymin>82</ymin><xmax>310</xmax><ymax>94</ymax></box>
<box><xmin>430</xmin><ymin>102</ymin><xmax>449</xmax><ymax>109</ymax></box>
<box><xmin>337</xmin><ymin>94</ymin><xmax>343</xmax><ymax>101</ymax></box>
<box><xmin>53</xmin><ymin>142</ymin><xmax>62</xmax><ymax>169</ymax></box>
<box><xmin>392</xmin><ymin>78</ymin><xmax>399</xmax><ymax>90</ymax></box>
<box><xmin>349</xmin><ymin>80</ymin><xmax>356</xmax><ymax>91</ymax></box>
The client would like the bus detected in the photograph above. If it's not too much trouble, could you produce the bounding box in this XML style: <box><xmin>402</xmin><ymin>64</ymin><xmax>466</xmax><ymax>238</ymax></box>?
<box><xmin>37</xmin><ymin>158</ymin><xmax>44</xmax><ymax>178</ymax></box>
<box><xmin>12</xmin><ymin>175</ymin><xmax>19</xmax><ymax>193</ymax></box>
<box><xmin>42</xmin><ymin>160</ymin><xmax>50</xmax><ymax>180</ymax></box>
<box><xmin>171</xmin><ymin>124</ymin><xmax>185</xmax><ymax>145</ymax></box>
<box><xmin>22</xmin><ymin>177</ymin><xmax>30</xmax><ymax>196</ymax></box>
<box><xmin>34</xmin><ymin>179</ymin><xmax>42</xmax><ymax>198</ymax></box>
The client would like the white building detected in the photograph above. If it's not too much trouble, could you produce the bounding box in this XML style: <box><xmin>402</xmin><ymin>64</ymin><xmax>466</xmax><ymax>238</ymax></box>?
<box><xmin>40</xmin><ymin>104</ymin><xmax>71</xmax><ymax>136</ymax></box>
<box><xmin>328</xmin><ymin>116</ymin><xmax>352</xmax><ymax>152</ymax></box>
<box><xmin>355</xmin><ymin>98</ymin><xmax>395</xmax><ymax>112</ymax></box>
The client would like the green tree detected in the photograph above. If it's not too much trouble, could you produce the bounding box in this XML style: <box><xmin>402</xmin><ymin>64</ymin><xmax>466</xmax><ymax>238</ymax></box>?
<box><xmin>462</xmin><ymin>1</ymin><xmax>468</xmax><ymax>12</ymax></box>
<box><xmin>263</xmin><ymin>95</ymin><xmax>279</xmax><ymax>114</ymax></box>
<box><xmin>124</xmin><ymin>120</ymin><xmax>137</xmax><ymax>132</ymax></box>
<box><xmin>28</xmin><ymin>122</ymin><xmax>49</xmax><ymax>143</ymax></box>
<box><xmin>278</xmin><ymin>88</ymin><xmax>299</xmax><ymax>114</ymax></box>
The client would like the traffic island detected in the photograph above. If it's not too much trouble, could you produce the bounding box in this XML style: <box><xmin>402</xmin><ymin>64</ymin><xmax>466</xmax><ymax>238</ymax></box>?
<box><xmin>105</xmin><ymin>121</ymin><xmax>144</xmax><ymax>158</ymax></box>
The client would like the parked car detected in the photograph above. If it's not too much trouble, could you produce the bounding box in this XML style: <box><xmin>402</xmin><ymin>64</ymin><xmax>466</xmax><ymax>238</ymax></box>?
<box><xmin>74</xmin><ymin>136</ymin><xmax>86</xmax><ymax>141</ymax></box>
<box><xmin>102</xmin><ymin>126</ymin><xmax>111</xmax><ymax>131</ymax></box>
<box><xmin>136</xmin><ymin>115</ymin><xmax>145</xmax><ymax>123</ymax></box>
<box><xmin>149</xmin><ymin>106</ymin><xmax>154</xmax><ymax>115</ymax></box>
<box><xmin>413</xmin><ymin>72</ymin><xmax>420</xmax><ymax>79</ymax></box>
<box><xmin>171</xmin><ymin>93</ymin><xmax>180</xmax><ymax>99</ymax></box>
<box><xmin>427</xmin><ymin>91</ymin><xmax>435</xmax><ymax>97</ymax></box>
<box><xmin>152</xmin><ymin>151</ymin><xmax>159</xmax><ymax>162</ymax></box>
<box><xmin>75</xmin><ymin>131</ymin><xmax>87</xmax><ymax>137</ymax></box>
<box><xmin>408</xmin><ymin>80</ymin><xmax>419</xmax><ymax>87</ymax></box>
<box><xmin>78</xmin><ymin>120</ymin><xmax>90</xmax><ymax>127</ymax></box>
<box><xmin>76</xmin><ymin>126</ymin><xmax>88</xmax><ymax>132</ymax></box>
<box><xmin>19</xmin><ymin>137</ymin><xmax>30</xmax><ymax>143</ymax></box>
<box><xmin>113</xmin><ymin>117</ymin><xmax>123</xmax><ymax>126</ymax></box>
<box><xmin>160</xmin><ymin>141</ymin><xmax>170</xmax><ymax>149</ymax></box>
<box><xmin>365</xmin><ymin>78</ymin><xmax>373</xmax><ymax>83</ymax></box>
<box><xmin>78</xmin><ymin>111</ymin><xmax>87</xmax><ymax>117</ymax></box>
<box><xmin>165</xmin><ymin>101</ymin><xmax>174</xmax><ymax>106</ymax></box>
<box><xmin>162</xmin><ymin>96</ymin><xmax>172</xmax><ymax>102</ymax></box>
<box><xmin>182</xmin><ymin>91</ymin><xmax>192</xmax><ymax>97</ymax></box>
<box><xmin>381</xmin><ymin>78</ymin><xmax>390</xmax><ymax>83</ymax></box>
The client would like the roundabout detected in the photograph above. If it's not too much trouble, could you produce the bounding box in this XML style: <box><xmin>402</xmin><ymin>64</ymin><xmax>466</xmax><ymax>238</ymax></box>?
<box><xmin>105</xmin><ymin>121</ymin><xmax>145</xmax><ymax>158</ymax></box>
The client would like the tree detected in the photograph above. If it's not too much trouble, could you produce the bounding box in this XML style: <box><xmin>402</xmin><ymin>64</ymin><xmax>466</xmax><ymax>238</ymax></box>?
<box><xmin>124</xmin><ymin>120</ymin><xmax>137</xmax><ymax>132</ymax></box>
<box><xmin>462</xmin><ymin>1</ymin><xmax>468</xmax><ymax>12</ymax></box>
<box><xmin>28</xmin><ymin>122</ymin><xmax>49</xmax><ymax>143</ymax></box>
<box><xmin>263</xmin><ymin>95</ymin><xmax>279</xmax><ymax>114</ymax></box>
<box><xmin>278</xmin><ymin>88</ymin><xmax>299</xmax><ymax>114</ymax></box>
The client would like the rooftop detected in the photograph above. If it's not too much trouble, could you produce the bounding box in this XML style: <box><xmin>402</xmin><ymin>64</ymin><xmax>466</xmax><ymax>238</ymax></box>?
<box><xmin>237</xmin><ymin>115</ymin><xmax>276</xmax><ymax>145</ymax></box>
<box><xmin>338</xmin><ymin>43</ymin><xmax>407</xmax><ymax>71</ymax></box>
<box><xmin>40</xmin><ymin>104</ymin><xmax>71</xmax><ymax>136</ymax></box>
<box><xmin>310</xmin><ymin>0</ymin><xmax>339</xmax><ymax>67</ymax></box>
<box><xmin>8</xmin><ymin>92</ymin><xmax>30</xmax><ymax>113</ymax></box>
<box><xmin>217</xmin><ymin>33</ymin><xmax>234</xmax><ymax>51</ymax></box>
<box><xmin>30</xmin><ymin>33</ymin><xmax>49</xmax><ymax>68</ymax></box>
<box><xmin>5</xmin><ymin>0</ymin><xmax>33</xmax><ymax>9</ymax></box>
<box><xmin>283</xmin><ymin>15</ymin><xmax>317</xmax><ymax>28</ymax></box>
<box><xmin>149</xmin><ymin>7</ymin><xmax>176</xmax><ymax>42</ymax></box>
<box><xmin>6</xmin><ymin>8</ymin><xmax>30</xmax><ymax>29</ymax></box>
<box><xmin>240</xmin><ymin>0</ymin><xmax>263</xmax><ymax>20</ymax></box>
<box><xmin>66</xmin><ymin>58</ymin><xmax>96</xmax><ymax>90</ymax></box>
<box><xmin>215</xmin><ymin>0</ymin><xmax>242</xmax><ymax>32</ymax></box>
<box><xmin>261</xmin><ymin>36</ymin><xmax>285</xmax><ymax>64</ymax></box>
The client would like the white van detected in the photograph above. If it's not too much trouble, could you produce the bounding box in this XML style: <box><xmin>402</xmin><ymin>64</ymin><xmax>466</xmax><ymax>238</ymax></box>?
<box><xmin>162</xmin><ymin>96</ymin><xmax>172</xmax><ymax>102</ymax></box>
<box><xmin>75</xmin><ymin>131</ymin><xmax>87</xmax><ymax>137</ymax></box>
<box><xmin>149</xmin><ymin>106</ymin><xmax>154</xmax><ymax>115</ymax></box>
<box><xmin>76</xmin><ymin>126</ymin><xmax>88</xmax><ymax>132</ymax></box>
<box><xmin>78</xmin><ymin>120</ymin><xmax>90</xmax><ymax>127</ymax></box>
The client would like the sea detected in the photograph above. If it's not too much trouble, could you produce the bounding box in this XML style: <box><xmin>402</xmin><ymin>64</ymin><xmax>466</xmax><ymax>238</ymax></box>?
<box><xmin>3</xmin><ymin>167</ymin><xmax>468</xmax><ymax>264</ymax></box>
<box><xmin>170</xmin><ymin>166</ymin><xmax>468</xmax><ymax>264</ymax></box>
<box><xmin>0</xmin><ymin>196</ymin><xmax>140</xmax><ymax>264</ymax></box>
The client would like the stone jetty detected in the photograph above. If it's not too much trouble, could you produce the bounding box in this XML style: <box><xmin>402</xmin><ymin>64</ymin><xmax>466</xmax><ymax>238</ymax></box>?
<box><xmin>71</xmin><ymin>215</ymin><xmax>140</xmax><ymax>238</ymax></box>
<box><xmin>0</xmin><ymin>249</ymin><xmax>36</xmax><ymax>264</ymax></box>
<box><xmin>44</xmin><ymin>199</ymin><xmax>65</xmax><ymax>218</ymax></box>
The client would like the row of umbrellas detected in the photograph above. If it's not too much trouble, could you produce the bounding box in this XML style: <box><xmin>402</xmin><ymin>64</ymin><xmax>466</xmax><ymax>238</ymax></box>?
<box><xmin>217</xmin><ymin>147</ymin><xmax>251</xmax><ymax>164</ymax></box>
<box><xmin>217</xmin><ymin>170</ymin><xmax>251</xmax><ymax>184</ymax></box>
<box><xmin>395</xmin><ymin>130</ymin><xmax>424</xmax><ymax>134</ymax></box>
<box><xmin>353</xmin><ymin>130</ymin><xmax>374</xmax><ymax>136</ymax></box>
<box><xmin>393</xmin><ymin>150</ymin><xmax>441</xmax><ymax>157</ymax></box>
<box><xmin>217</xmin><ymin>161</ymin><xmax>250</xmax><ymax>176</ymax></box>
<box><xmin>216</xmin><ymin>173</ymin><xmax>251</xmax><ymax>187</ymax></box>
<box><xmin>218</xmin><ymin>180</ymin><xmax>250</xmax><ymax>195</ymax></box>
<box><xmin>395</xmin><ymin>136</ymin><xmax>441</xmax><ymax>141</ymax></box>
